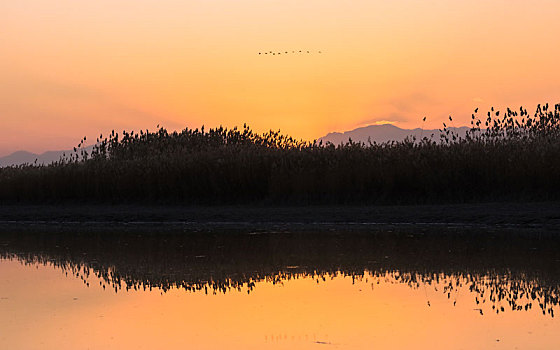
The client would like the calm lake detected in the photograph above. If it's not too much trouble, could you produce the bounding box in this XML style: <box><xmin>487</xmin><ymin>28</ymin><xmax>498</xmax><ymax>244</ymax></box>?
<box><xmin>1</xmin><ymin>228</ymin><xmax>559</xmax><ymax>349</ymax></box>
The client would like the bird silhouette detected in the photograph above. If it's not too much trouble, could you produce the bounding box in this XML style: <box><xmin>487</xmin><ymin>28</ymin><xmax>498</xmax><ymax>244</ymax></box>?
<box><xmin>258</xmin><ymin>49</ymin><xmax>324</xmax><ymax>57</ymax></box>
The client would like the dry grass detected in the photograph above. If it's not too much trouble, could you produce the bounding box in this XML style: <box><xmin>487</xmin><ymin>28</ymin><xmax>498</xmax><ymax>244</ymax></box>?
<box><xmin>1</xmin><ymin>104</ymin><xmax>559</xmax><ymax>204</ymax></box>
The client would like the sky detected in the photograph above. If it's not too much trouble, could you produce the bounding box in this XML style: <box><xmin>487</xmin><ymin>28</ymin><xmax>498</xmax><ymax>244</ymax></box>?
<box><xmin>1</xmin><ymin>0</ymin><xmax>560</xmax><ymax>155</ymax></box>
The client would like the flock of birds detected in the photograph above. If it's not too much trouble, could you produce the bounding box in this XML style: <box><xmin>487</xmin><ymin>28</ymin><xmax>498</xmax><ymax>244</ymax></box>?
<box><xmin>258</xmin><ymin>50</ymin><xmax>322</xmax><ymax>56</ymax></box>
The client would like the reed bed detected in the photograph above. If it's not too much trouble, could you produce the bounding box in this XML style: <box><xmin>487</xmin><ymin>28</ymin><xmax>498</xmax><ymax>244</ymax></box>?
<box><xmin>1</xmin><ymin>104</ymin><xmax>559</xmax><ymax>204</ymax></box>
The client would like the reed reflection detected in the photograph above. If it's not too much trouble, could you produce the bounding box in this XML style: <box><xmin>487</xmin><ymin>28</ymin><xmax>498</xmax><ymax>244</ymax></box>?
<box><xmin>1</xmin><ymin>228</ymin><xmax>559</xmax><ymax>318</ymax></box>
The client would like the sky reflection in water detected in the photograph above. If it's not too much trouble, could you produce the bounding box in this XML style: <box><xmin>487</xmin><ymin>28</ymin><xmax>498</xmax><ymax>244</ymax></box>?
<box><xmin>1</xmin><ymin>229</ymin><xmax>559</xmax><ymax>349</ymax></box>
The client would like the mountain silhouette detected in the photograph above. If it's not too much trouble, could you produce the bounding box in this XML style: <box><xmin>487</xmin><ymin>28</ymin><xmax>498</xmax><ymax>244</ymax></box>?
<box><xmin>0</xmin><ymin>146</ymin><xmax>94</xmax><ymax>167</ymax></box>
<box><xmin>319</xmin><ymin>124</ymin><xmax>470</xmax><ymax>145</ymax></box>
<box><xmin>0</xmin><ymin>150</ymin><xmax>63</xmax><ymax>167</ymax></box>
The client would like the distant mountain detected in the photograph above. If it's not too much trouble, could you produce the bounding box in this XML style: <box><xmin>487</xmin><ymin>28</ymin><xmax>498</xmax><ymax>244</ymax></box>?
<box><xmin>0</xmin><ymin>146</ymin><xmax>95</xmax><ymax>167</ymax></box>
<box><xmin>318</xmin><ymin>124</ymin><xmax>470</xmax><ymax>145</ymax></box>
<box><xmin>0</xmin><ymin>150</ymin><xmax>67</xmax><ymax>167</ymax></box>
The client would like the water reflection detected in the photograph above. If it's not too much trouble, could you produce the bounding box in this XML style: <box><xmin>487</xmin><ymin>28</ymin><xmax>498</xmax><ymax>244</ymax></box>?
<box><xmin>1</xmin><ymin>228</ymin><xmax>559</xmax><ymax>318</ymax></box>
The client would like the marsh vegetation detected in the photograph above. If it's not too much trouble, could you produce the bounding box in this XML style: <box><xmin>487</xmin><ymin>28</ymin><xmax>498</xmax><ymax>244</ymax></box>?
<box><xmin>1</xmin><ymin>104</ymin><xmax>559</xmax><ymax>204</ymax></box>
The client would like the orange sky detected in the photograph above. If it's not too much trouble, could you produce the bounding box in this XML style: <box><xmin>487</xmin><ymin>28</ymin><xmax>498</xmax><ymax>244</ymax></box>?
<box><xmin>1</xmin><ymin>0</ymin><xmax>560</xmax><ymax>155</ymax></box>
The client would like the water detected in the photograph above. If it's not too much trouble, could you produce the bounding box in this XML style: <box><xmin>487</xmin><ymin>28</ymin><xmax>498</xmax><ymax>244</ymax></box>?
<box><xmin>1</xmin><ymin>228</ymin><xmax>559</xmax><ymax>349</ymax></box>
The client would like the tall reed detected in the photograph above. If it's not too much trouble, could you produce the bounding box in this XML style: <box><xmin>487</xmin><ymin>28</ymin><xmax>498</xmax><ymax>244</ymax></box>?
<box><xmin>1</xmin><ymin>104</ymin><xmax>559</xmax><ymax>204</ymax></box>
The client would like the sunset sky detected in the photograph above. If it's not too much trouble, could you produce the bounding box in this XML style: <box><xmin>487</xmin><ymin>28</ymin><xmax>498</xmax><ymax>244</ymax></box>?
<box><xmin>1</xmin><ymin>0</ymin><xmax>559</xmax><ymax>155</ymax></box>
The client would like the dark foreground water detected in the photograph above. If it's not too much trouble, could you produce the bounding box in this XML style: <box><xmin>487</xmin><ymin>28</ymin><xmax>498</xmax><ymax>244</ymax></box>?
<box><xmin>1</xmin><ymin>227</ymin><xmax>559</xmax><ymax>349</ymax></box>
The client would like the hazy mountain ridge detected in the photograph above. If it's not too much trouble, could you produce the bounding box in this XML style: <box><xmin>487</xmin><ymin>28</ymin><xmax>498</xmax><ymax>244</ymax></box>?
<box><xmin>319</xmin><ymin>124</ymin><xmax>470</xmax><ymax>145</ymax></box>
<box><xmin>0</xmin><ymin>150</ymin><xmax>63</xmax><ymax>167</ymax></box>
<box><xmin>0</xmin><ymin>146</ymin><xmax>94</xmax><ymax>167</ymax></box>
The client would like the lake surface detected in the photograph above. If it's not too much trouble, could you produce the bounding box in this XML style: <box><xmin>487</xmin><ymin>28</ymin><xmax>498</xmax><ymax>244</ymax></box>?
<box><xmin>1</xmin><ymin>228</ymin><xmax>559</xmax><ymax>349</ymax></box>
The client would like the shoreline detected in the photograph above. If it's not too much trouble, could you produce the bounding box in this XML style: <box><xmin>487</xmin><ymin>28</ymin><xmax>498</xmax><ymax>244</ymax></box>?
<box><xmin>0</xmin><ymin>201</ymin><xmax>559</xmax><ymax>231</ymax></box>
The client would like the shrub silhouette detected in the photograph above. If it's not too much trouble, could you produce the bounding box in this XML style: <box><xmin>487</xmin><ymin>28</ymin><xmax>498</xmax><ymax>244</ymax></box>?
<box><xmin>1</xmin><ymin>104</ymin><xmax>559</xmax><ymax>204</ymax></box>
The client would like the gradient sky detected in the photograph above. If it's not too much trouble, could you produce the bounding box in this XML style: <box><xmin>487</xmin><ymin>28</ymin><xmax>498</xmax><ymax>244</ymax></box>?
<box><xmin>1</xmin><ymin>0</ymin><xmax>560</xmax><ymax>155</ymax></box>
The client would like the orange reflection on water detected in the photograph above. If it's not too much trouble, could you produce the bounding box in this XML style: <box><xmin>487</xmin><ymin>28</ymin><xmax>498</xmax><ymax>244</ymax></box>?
<box><xmin>1</xmin><ymin>259</ymin><xmax>559</xmax><ymax>350</ymax></box>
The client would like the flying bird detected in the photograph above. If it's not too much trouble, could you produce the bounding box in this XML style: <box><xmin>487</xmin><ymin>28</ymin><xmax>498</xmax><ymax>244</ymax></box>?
<box><xmin>258</xmin><ymin>49</ymin><xmax>324</xmax><ymax>57</ymax></box>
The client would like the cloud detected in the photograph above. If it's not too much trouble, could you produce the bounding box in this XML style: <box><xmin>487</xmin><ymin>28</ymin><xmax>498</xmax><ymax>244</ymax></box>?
<box><xmin>354</xmin><ymin>91</ymin><xmax>442</xmax><ymax>128</ymax></box>
<box><xmin>356</xmin><ymin>112</ymin><xmax>408</xmax><ymax>127</ymax></box>
<box><xmin>389</xmin><ymin>92</ymin><xmax>438</xmax><ymax>113</ymax></box>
